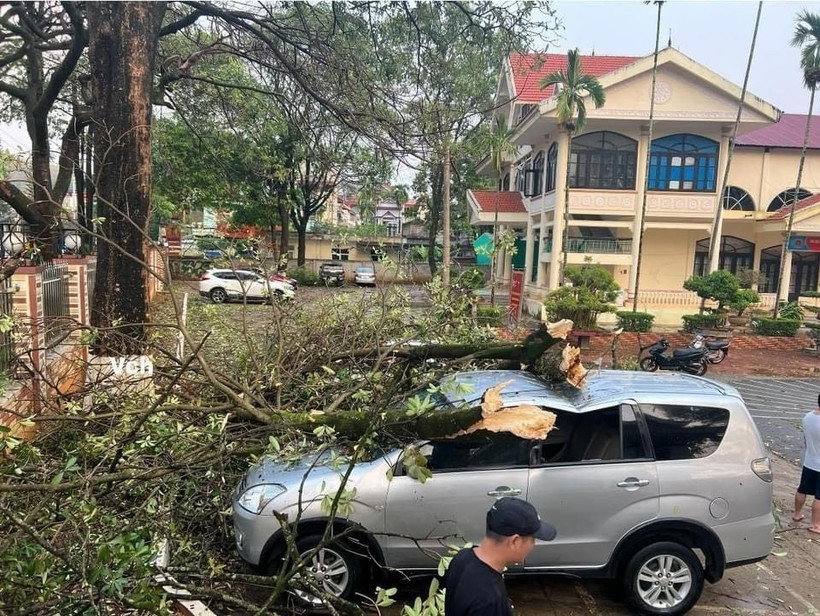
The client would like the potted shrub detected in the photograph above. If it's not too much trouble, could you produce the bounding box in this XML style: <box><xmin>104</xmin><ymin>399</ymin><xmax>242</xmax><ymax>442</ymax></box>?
<box><xmin>543</xmin><ymin>261</ymin><xmax>618</xmax><ymax>330</ymax></box>
<box><xmin>727</xmin><ymin>288</ymin><xmax>760</xmax><ymax>327</ymax></box>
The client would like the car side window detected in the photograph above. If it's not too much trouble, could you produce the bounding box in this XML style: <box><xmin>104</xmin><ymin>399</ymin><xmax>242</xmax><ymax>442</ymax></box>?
<box><xmin>422</xmin><ymin>432</ymin><xmax>532</xmax><ymax>473</ymax></box>
<box><xmin>532</xmin><ymin>406</ymin><xmax>647</xmax><ymax>465</ymax></box>
<box><xmin>215</xmin><ymin>272</ymin><xmax>236</xmax><ymax>280</ymax></box>
<box><xmin>640</xmin><ymin>404</ymin><xmax>730</xmax><ymax>461</ymax></box>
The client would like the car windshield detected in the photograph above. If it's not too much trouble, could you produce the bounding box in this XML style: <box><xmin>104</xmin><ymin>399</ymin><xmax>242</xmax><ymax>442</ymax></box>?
<box><xmin>356</xmin><ymin>267</ymin><xmax>373</xmax><ymax>273</ymax></box>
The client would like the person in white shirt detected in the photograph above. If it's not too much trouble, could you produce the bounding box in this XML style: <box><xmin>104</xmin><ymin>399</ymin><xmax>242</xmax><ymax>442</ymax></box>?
<box><xmin>793</xmin><ymin>394</ymin><xmax>820</xmax><ymax>534</ymax></box>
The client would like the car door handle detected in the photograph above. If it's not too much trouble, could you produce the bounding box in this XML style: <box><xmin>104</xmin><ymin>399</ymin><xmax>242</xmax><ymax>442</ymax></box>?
<box><xmin>487</xmin><ymin>487</ymin><xmax>522</xmax><ymax>497</ymax></box>
<box><xmin>617</xmin><ymin>478</ymin><xmax>650</xmax><ymax>488</ymax></box>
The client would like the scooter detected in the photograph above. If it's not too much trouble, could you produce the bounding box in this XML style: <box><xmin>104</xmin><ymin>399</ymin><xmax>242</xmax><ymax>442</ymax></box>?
<box><xmin>689</xmin><ymin>334</ymin><xmax>730</xmax><ymax>364</ymax></box>
<box><xmin>639</xmin><ymin>339</ymin><xmax>709</xmax><ymax>376</ymax></box>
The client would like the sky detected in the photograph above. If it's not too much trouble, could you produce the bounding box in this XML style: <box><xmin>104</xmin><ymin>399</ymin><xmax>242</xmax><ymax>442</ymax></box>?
<box><xmin>0</xmin><ymin>1</ymin><xmax>816</xmax><ymax>162</ymax></box>
<box><xmin>548</xmin><ymin>0</ymin><xmax>813</xmax><ymax>114</ymax></box>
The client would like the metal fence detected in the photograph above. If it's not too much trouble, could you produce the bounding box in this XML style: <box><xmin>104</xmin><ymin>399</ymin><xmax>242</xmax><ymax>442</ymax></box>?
<box><xmin>42</xmin><ymin>263</ymin><xmax>70</xmax><ymax>347</ymax></box>
<box><xmin>0</xmin><ymin>278</ymin><xmax>14</xmax><ymax>374</ymax></box>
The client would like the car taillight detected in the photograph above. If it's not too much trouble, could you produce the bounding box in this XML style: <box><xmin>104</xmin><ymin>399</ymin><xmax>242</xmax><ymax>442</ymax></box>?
<box><xmin>200</xmin><ymin>274</ymin><xmax>211</xmax><ymax>281</ymax></box>
<box><xmin>751</xmin><ymin>457</ymin><xmax>773</xmax><ymax>482</ymax></box>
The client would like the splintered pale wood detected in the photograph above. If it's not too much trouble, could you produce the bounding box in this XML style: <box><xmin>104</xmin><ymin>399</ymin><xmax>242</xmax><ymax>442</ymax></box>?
<box><xmin>560</xmin><ymin>344</ymin><xmax>588</xmax><ymax>388</ymax></box>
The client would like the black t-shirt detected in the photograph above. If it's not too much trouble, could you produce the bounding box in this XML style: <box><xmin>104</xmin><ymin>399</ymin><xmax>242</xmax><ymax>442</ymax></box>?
<box><xmin>443</xmin><ymin>548</ymin><xmax>513</xmax><ymax>616</ymax></box>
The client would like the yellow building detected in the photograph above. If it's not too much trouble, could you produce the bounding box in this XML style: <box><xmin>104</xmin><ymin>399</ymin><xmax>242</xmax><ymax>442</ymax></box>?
<box><xmin>469</xmin><ymin>48</ymin><xmax>820</xmax><ymax>322</ymax></box>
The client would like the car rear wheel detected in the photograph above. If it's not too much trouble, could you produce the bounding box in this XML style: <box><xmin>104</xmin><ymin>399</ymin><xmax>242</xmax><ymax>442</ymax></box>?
<box><xmin>209</xmin><ymin>288</ymin><xmax>227</xmax><ymax>304</ymax></box>
<box><xmin>623</xmin><ymin>541</ymin><xmax>704</xmax><ymax>615</ymax></box>
<box><xmin>289</xmin><ymin>534</ymin><xmax>363</xmax><ymax>606</ymax></box>
<box><xmin>639</xmin><ymin>357</ymin><xmax>658</xmax><ymax>372</ymax></box>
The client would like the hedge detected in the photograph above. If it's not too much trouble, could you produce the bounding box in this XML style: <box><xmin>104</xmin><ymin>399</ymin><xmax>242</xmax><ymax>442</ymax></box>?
<box><xmin>681</xmin><ymin>313</ymin><xmax>724</xmax><ymax>333</ymax></box>
<box><xmin>753</xmin><ymin>318</ymin><xmax>801</xmax><ymax>337</ymax></box>
<box><xmin>290</xmin><ymin>267</ymin><xmax>322</xmax><ymax>286</ymax></box>
<box><xmin>615</xmin><ymin>311</ymin><xmax>655</xmax><ymax>332</ymax></box>
<box><xmin>476</xmin><ymin>305</ymin><xmax>504</xmax><ymax>327</ymax></box>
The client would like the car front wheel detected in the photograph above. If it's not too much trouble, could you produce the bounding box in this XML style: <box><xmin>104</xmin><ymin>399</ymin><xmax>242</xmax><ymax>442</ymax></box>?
<box><xmin>209</xmin><ymin>288</ymin><xmax>227</xmax><ymax>304</ymax></box>
<box><xmin>623</xmin><ymin>541</ymin><xmax>704</xmax><ymax>615</ymax></box>
<box><xmin>289</xmin><ymin>534</ymin><xmax>363</xmax><ymax>606</ymax></box>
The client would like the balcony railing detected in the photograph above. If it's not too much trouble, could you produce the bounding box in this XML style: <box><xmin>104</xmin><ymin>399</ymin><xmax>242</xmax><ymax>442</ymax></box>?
<box><xmin>541</xmin><ymin>238</ymin><xmax>633</xmax><ymax>254</ymax></box>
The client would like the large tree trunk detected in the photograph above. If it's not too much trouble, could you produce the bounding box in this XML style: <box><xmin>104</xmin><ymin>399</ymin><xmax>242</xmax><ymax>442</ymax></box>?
<box><xmin>441</xmin><ymin>135</ymin><xmax>451</xmax><ymax>287</ymax></box>
<box><xmin>295</xmin><ymin>219</ymin><xmax>308</xmax><ymax>266</ymax></box>
<box><xmin>25</xmin><ymin>112</ymin><xmax>60</xmax><ymax>260</ymax></box>
<box><xmin>88</xmin><ymin>1</ymin><xmax>166</xmax><ymax>355</ymax></box>
<box><xmin>427</xmin><ymin>164</ymin><xmax>443</xmax><ymax>276</ymax></box>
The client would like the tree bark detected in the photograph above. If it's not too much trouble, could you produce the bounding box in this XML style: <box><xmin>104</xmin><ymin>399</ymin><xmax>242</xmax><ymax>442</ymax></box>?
<box><xmin>295</xmin><ymin>219</ymin><xmax>308</xmax><ymax>266</ymax></box>
<box><xmin>427</xmin><ymin>164</ymin><xmax>443</xmax><ymax>276</ymax></box>
<box><xmin>88</xmin><ymin>1</ymin><xmax>166</xmax><ymax>354</ymax></box>
<box><xmin>442</xmin><ymin>134</ymin><xmax>452</xmax><ymax>287</ymax></box>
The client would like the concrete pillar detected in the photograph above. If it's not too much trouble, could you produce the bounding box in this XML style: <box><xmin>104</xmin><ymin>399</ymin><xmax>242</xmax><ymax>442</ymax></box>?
<box><xmin>751</xmin><ymin>244</ymin><xmax>763</xmax><ymax>291</ymax></box>
<box><xmin>524</xmin><ymin>217</ymin><xmax>535</xmax><ymax>287</ymax></box>
<box><xmin>495</xmin><ymin>225</ymin><xmax>506</xmax><ymax>282</ymax></box>
<box><xmin>548</xmin><ymin>131</ymin><xmax>570</xmax><ymax>290</ymax></box>
<box><xmin>537</xmin><ymin>211</ymin><xmax>549</xmax><ymax>288</ymax></box>
<box><xmin>708</xmin><ymin>129</ymin><xmax>732</xmax><ymax>273</ymax></box>
<box><xmin>503</xmin><ymin>248</ymin><xmax>513</xmax><ymax>283</ymax></box>
<box><xmin>781</xmin><ymin>249</ymin><xmax>794</xmax><ymax>299</ymax></box>
<box><xmin>629</xmin><ymin>125</ymin><xmax>651</xmax><ymax>298</ymax></box>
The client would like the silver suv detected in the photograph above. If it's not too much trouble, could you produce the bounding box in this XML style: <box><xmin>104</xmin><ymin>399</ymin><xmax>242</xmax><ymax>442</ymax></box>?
<box><xmin>232</xmin><ymin>370</ymin><xmax>775</xmax><ymax>615</ymax></box>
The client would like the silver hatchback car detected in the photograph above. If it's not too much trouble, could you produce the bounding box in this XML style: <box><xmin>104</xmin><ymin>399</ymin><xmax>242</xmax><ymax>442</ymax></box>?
<box><xmin>232</xmin><ymin>370</ymin><xmax>774</xmax><ymax>615</ymax></box>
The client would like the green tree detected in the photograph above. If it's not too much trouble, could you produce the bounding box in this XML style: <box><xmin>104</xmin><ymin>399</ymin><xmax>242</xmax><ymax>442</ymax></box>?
<box><xmin>539</xmin><ymin>49</ymin><xmax>606</xmax><ymax>285</ymax></box>
<box><xmin>543</xmin><ymin>261</ymin><xmax>619</xmax><ymax>329</ymax></box>
<box><xmin>775</xmin><ymin>9</ymin><xmax>820</xmax><ymax>316</ymax></box>
<box><xmin>683</xmin><ymin>269</ymin><xmax>741</xmax><ymax>313</ymax></box>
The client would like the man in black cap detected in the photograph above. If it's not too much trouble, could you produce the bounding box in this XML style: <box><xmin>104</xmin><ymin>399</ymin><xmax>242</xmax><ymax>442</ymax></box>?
<box><xmin>444</xmin><ymin>497</ymin><xmax>556</xmax><ymax>616</ymax></box>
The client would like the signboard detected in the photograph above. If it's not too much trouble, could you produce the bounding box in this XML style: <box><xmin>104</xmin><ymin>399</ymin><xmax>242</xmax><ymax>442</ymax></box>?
<box><xmin>508</xmin><ymin>270</ymin><xmax>524</xmax><ymax>326</ymax></box>
<box><xmin>787</xmin><ymin>235</ymin><xmax>820</xmax><ymax>253</ymax></box>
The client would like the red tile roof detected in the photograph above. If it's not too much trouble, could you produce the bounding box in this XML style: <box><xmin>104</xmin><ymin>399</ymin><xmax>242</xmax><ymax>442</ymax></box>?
<box><xmin>767</xmin><ymin>191</ymin><xmax>820</xmax><ymax>220</ymax></box>
<box><xmin>509</xmin><ymin>52</ymin><xmax>641</xmax><ymax>103</ymax></box>
<box><xmin>470</xmin><ymin>190</ymin><xmax>526</xmax><ymax>214</ymax></box>
<box><xmin>735</xmin><ymin>114</ymin><xmax>820</xmax><ymax>149</ymax></box>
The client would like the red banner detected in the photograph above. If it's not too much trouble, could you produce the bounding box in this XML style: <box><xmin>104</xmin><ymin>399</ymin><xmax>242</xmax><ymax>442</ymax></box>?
<box><xmin>509</xmin><ymin>270</ymin><xmax>524</xmax><ymax>321</ymax></box>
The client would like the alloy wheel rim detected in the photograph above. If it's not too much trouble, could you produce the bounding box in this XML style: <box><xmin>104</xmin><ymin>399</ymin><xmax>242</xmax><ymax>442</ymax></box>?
<box><xmin>636</xmin><ymin>554</ymin><xmax>692</xmax><ymax>609</ymax></box>
<box><xmin>293</xmin><ymin>546</ymin><xmax>350</xmax><ymax>604</ymax></box>
<box><xmin>212</xmin><ymin>289</ymin><xmax>226</xmax><ymax>302</ymax></box>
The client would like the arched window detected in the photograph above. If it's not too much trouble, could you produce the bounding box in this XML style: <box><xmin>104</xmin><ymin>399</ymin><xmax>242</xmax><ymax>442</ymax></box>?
<box><xmin>767</xmin><ymin>188</ymin><xmax>812</xmax><ymax>212</ymax></box>
<box><xmin>721</xmin><ymin>186</ymin><xmax>755</xmax><ymax>211</ymax></box>
<box><xmin>545</xmin><ymin>143</ymin><xmax>558</xmax><ymax>193</ymax></box>
<box><xmin>530</xmin><ymin>150</ymin><xmax>545</xmax><ymax>197</ymax></box>
<box><xmin>693</xmin><ymin>235</ymin><xmax>754</xmax><ymax>278</ymax></box>
<box><xmin>569</xmin><ymin>131</ymin><xmax>637</xmax><ymax>189</ymax></box>
<box><xmin>649</xmin><ymin>134</ymin><xmax>718</xmax><ymax>192</ymax></box>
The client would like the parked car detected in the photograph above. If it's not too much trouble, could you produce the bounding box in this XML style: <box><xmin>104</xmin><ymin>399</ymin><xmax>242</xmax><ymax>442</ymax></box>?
<box><xmin>319</xmin><ymin>262</ymin><xmax>346</xmax><ymax>286</ymax></box>
<box><xmin>353</xmin><ymin>266</ymin><xmax>376</xmax><ymax>286</ymax></box>
<box><xmin>199</xmin><ymin>269</ymin><xmax>295</xmax><ymax>303</ymax></box>
<box><xmin>252</xmin><ymin>268</ymin><xmax>298</xmax><ymax>290</ymax></box>
<box><xmin>232</xmin><ymin>370</ymin><xmax>774</xmax><ymax>615</ymax></box>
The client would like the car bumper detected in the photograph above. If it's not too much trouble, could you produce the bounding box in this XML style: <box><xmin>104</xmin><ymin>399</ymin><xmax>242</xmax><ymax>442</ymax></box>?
<box><xmin>717</xmin><ymin>511</ymin><xmax>775</xmax><ymax>565</ymax></box>
<box><xmin>232</xmin><ymin>501</ymin><xmax>281</xmax><ymax>566</ymax></box>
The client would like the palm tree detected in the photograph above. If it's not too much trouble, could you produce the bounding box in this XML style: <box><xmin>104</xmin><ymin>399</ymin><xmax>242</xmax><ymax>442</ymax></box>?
<box><xmin>774</xmin><ymin>9</ymin><xmax>820</xmax><ymax>316</ymax></box>
<box><xmin>632</xmin><ymin>1</ymin><xmax>664</xmax><ymax>312</ymax></box>
<box><xmin>485</xmin><ymin>114</ymin><xmax>518</xmax><ymax>305</ymax></box>
<box><xmin>539</xmin><ymin>49</ymin><xmax>606</xmax><ymax>285</ymax></box>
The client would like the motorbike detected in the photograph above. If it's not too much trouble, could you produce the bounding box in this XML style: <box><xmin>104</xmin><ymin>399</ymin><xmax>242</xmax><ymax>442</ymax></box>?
<box><xmin>639</xmin><ymin>339</ymin><xmax>709</xmax><ymax>376</ymax></box>
<box><xmin>689</xmin><ymin>334</ymin><xmax>730</xmax><ymax>364</ymax></box>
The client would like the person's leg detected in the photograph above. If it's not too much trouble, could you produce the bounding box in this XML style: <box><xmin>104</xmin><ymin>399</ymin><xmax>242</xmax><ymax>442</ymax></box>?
<box><xmin>810</xmin><ymin>497</ymin><xmax>820</xmax><ymax>533</ymax></box>
<box><xmin>794</xmin><ymin>491</ymin><xmax>807</xmax><ymax>522</ymax></box>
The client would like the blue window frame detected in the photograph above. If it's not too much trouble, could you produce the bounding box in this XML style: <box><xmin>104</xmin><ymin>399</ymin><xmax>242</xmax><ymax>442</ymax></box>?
<box><xmin>649</xmin><ymin>134</ymin><xmax>718</xmax><ymax>192</ymax></box>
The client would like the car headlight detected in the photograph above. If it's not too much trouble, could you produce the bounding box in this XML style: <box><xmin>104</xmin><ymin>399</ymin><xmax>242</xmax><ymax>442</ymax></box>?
<box><xmin>237</xmin><ymin>483</ymin><xmax>287</xmax><ymax>514</ymax></box>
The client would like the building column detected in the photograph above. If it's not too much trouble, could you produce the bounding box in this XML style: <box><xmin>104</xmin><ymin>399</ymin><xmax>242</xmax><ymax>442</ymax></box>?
<box><xmin>548</xmin><ymin>130</ymin><xmax>570</xmax><ymax>290</ymax></box>
<box><xmin>751</xmin><ymin>244</ymin><xmax>763</xmax><ymax>291</ymax></box>
<box><xmin>781</xmin><ymin>249</ymin><xmax>794</xmax><ymax>299</ymax></box>
<box><xmin>495</xmin><ymin>224</ymin><xmax>506</xmax><ymax>282</ymax></box>
<box><xmin>524</xmin><ymin>216</ymin><xmax>535</xmax><ymax>286</ymax></box>
<box><xmin>629</xmin><ymin>125</ymin><xmax>651</xmax><ymax>298</ymax></box>
<box><xmin>708</xmin><ymin>128</ymin><xmax>733</xmax><ymax>273</ymax></box>
<box><xmin>537</xmin><ymin>211</ymin><xmax>549</xmax><ymax>287</ymax></box>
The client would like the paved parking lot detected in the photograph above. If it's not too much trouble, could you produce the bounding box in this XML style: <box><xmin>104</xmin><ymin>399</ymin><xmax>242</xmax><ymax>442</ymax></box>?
<box><xmin>720</xmin><ymin>377</ymin><xmax>820</xmax><ymax>463</ymax></box>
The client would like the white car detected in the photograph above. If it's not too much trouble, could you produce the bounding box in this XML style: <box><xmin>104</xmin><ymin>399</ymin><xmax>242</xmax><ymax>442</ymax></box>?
<box><xmin>199</xmin><ymin>269</ymin><xmax>295</xmax><ymax>304</ymax></box>
<box><xmin>353</xmin><ymin>266</ymin><xmax>376</xmax><ymax>286</ymax></box>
